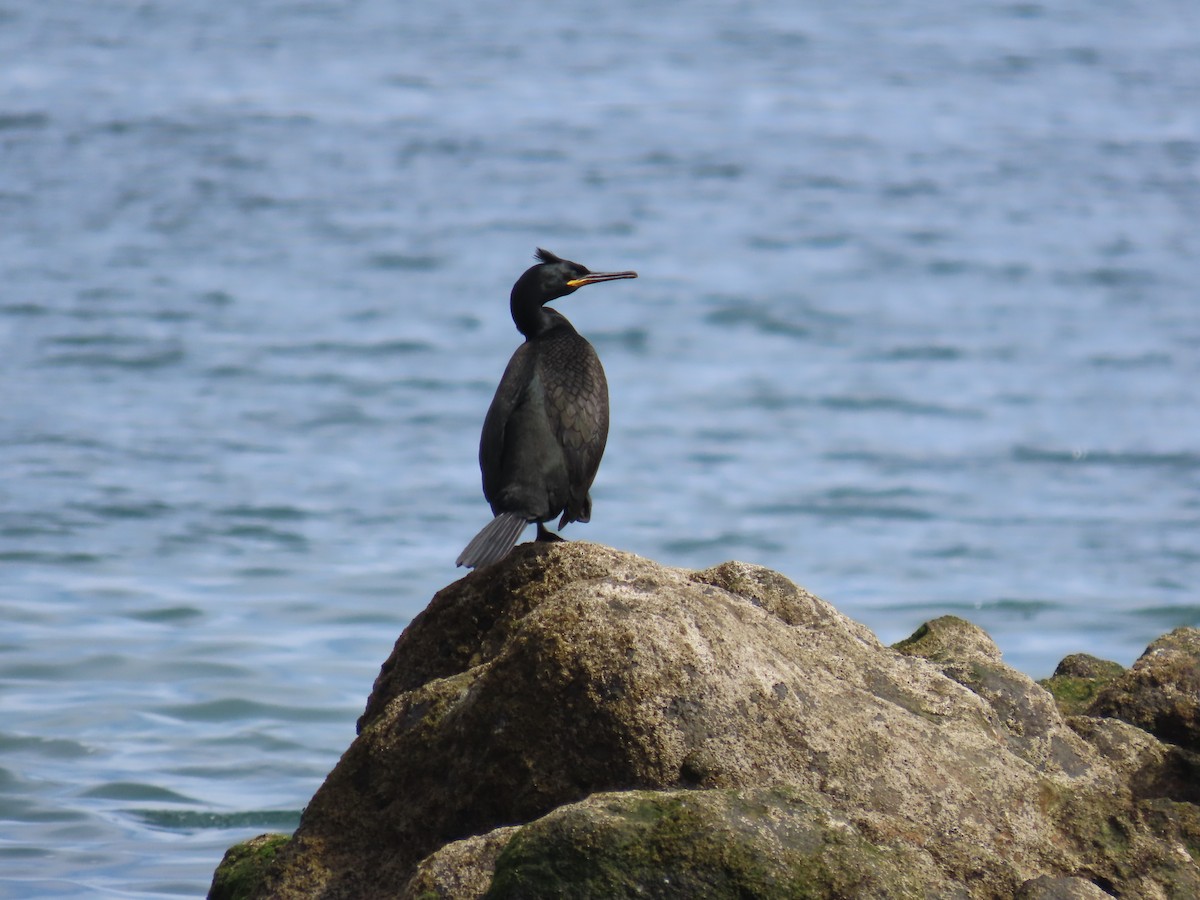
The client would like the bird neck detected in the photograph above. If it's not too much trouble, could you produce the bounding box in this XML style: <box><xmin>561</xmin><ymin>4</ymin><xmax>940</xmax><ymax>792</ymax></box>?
<box><xmin>510</xmin><ymin>295</ymin><xmax>574</xmax><ymax>340</ymax></box>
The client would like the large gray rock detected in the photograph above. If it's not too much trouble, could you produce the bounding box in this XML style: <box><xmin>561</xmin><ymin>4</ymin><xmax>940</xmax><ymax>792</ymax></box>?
<box><xmin>212</xmin><ymin>543</ymin><xmax>1200</xmax><ymax>899</ymax></box>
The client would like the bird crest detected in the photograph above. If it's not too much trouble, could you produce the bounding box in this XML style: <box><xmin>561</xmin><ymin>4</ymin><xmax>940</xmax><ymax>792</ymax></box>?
<box><xmin>535</xmin><ymin>248</ymin><xmax>563</xmax><ymax>265</ymax></box>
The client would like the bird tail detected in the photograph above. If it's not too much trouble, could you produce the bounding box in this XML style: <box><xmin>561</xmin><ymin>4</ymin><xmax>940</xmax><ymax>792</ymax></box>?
<box><xmin>456</xmin><ymin>512</ymin><xmax>529</xmax><ymax>568</ymax></box>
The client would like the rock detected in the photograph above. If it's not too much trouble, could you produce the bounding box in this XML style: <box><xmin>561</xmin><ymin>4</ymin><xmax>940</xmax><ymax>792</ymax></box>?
<box><xmin>208</xmin><ymin>833</ymin><xmax>290</xmax><ymax>900</ymax></box>
<box><xmin>891</xmin><ymin>614</ymin><xmax>1004</xmax><ymax>670</ymax></box>
<box><xmin>400</xmin><ymin>825</ymin><xmax>518</xmax><ymax>900</ymax></box>
<box><xmin>1087</xmin><ymin>627</ymin><xmax>1200</xmax><ymax>751</ymax></box>
<box><xmin>215</xmin><ymin>543</ymin><xmax>1200</xmax><ymax>899</ymax></box>
<box><xmin>893</xmin><ymin>616</ymin><xmax>1095</xmax><ymax>775</ymax></box>
<box><xmin>1039</xmin><ymin>654</ymin><xmax>1125</xmax><ymax>717</ymax></box>
<box><xmin>1054</xmin><ymin>654</ymin><xmax>1128</xmax><ymax>680</ymax></box>
<box><xmin>1065</xmin><ymin>716</ymin><xmax>1200</xmax><ymax>806</ymax></box>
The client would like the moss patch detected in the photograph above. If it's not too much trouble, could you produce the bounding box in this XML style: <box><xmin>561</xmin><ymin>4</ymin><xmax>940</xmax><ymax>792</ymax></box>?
<box><xmin>208</xmin><ymin>833</ymin><xmax>291</xmax><ymax>900</ymax></box>
<box><xmin>483</xmin><ymin>789</ymin><xmax>939</xmax><ymax>899</ymax></box>
<box><xmin>1039</xmin><ymin>671</ymin><xmax>1122</xmax><ymax>718</ymax></box>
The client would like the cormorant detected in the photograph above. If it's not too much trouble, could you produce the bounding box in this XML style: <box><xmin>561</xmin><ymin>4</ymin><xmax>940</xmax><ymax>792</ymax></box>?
<box><xmin>456</xmin><ymin>249</ymin><xmax>637</xmax><ymax>568</ymax></box>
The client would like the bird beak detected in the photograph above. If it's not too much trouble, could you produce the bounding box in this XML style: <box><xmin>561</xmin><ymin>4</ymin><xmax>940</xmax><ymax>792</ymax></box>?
<box><xmin>566</xmin><ymin>271</ymin><xmax>638</xmax><ymax>287</ymax></box>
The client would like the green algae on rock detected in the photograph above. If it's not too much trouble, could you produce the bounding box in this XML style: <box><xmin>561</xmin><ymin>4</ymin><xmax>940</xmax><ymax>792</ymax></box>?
<box><xmin>209</xmin><ymin>833</ymin><xmax>291</xmax><ymax>900</ymax></box>
<box><xmin>482</xmin><ymin>788</ymin><xmax>956</xmax><ymax>900</ymax></box>
<box><xmin>1039</xmin><ymin>654</ymin><xmax>1126</xmax><ymax>717</ymax></box>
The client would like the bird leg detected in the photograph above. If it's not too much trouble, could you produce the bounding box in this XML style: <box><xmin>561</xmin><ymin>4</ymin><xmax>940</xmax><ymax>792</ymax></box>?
<box><xmin>535</xmin><ymin>523</ymin><xmax>565</xmax><ymax>543</ymax></box>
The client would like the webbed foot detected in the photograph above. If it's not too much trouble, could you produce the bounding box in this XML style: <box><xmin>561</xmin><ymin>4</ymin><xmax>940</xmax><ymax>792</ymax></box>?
<box><xmin>535</xmin><ymin>523</ymin><xmax>565</xmax><ymax>543</ymax></box>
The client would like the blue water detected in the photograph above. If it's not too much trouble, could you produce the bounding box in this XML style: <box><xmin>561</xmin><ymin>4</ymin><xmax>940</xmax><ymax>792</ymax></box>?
<box><xmin>2</xmin><ymin>0</ymin><xmax>1198</xmax><ymax>895</ymax></box>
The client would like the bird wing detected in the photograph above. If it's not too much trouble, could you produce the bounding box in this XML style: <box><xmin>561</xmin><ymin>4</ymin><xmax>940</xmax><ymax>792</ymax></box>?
<box><xmin>479</xmin><ymin>342</ymin><xmax>536</xmax><ymax>506</ymax></box>
<box><xmin>541</xmin><ymin>338</ymin><xmax>609</xmax><ymax>523</ymax></box>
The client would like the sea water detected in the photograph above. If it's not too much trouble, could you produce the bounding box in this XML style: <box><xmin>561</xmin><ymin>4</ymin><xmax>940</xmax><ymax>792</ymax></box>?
<box><xmin>1</xmin><ymin>0</ymin><xmax>1198</xmax><ymax>895</ymax></box>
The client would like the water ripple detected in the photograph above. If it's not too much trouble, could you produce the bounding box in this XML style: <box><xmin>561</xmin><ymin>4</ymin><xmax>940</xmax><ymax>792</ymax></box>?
<box><xmin>0</xmin><ymin>112</ymin><xmax>50</xmax><ymax>131</ymax></box>
<box><xmin>80</xmin><ymin>783</ymin><xmax>197</xmax><ymax>804</ymax></box>
<box><xmin>42</xmin><ymin>337</ymin><xmax>186</xmax><ymax>370</ymax></box>
<box><xmin>264</xmin><ymin>339</ymin><xmax>435</xmax><ymax>357</ymax></box>
<box><xmin>874</xmin><ymin>345</ymin><xmax>963</xmax><ymax>362</ymax></box>
<box><xmin>819</xmin><ymin>394</ymin><xmax>981</xmax><ymax>419</ymax></box>
<box><xmin>364</xmin><ymin>252</ymin><xmax>442</xmax><ymax>271</ymax></box>
<box><xmin>0</xmin><ymin>733</ymin><xmax>92</xmax><ymax>760</ymax></box>
<box><xmin>220</xmin><ymin>504</ymin><xmax>310</xmax><ymax>522</ymax></box>
<box><xmin>154</xmin><ymin>699</ymin><xmax>348</xmax><ymax>723</ymax></box>
<box><xmin>759</xmin><ymin>487</ymin><xmax>935</xmax><ymax>522</ymax></box>
<box><xmin>129</xmin><ymin>808</ymin><xmax>301</xmax><ymax>831</ymax></box>
<box><xmin>126</xmin><ymin>606</ymin><xmax>205</xmax><ymax>624</ymax></box>
<box><xmin>1013</xmin><ymin>446</ymin><xmax>1200</xmax><ymax>469</ymax></box>
<box><xmin>72</xmin><ymin>501</ymin><xmax>174</xmax><ymax>521</ymax></box>
<box><xmin>705</xmin><ymin>304</ymin><xmax>810</xmax><ymax>338</ymax></box>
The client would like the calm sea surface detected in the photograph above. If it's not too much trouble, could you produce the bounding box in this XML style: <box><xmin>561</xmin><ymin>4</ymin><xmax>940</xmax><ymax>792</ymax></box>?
<box><xmin>2</xmin><ymin>0</ymin><xmax>1198</xmax><ymax>895</ymax></box>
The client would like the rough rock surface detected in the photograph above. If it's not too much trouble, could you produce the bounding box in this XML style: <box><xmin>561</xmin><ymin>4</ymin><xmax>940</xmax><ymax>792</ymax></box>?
<box><xmin>211</xmin><ymin>543</ymin><xmax>1200</xmax><ymax>899</ymax></box>
<box><xmin>1086</xmin><ymin>628</ymin><xmax>1200</xmax><ymax>751</ymax></box>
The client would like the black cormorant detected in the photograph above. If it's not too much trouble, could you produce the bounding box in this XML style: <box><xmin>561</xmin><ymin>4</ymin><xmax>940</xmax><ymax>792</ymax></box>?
<box><xmin>456</xmin><ymin>249</ymin><xmax>637</xmax><ymax>568</ymax></box>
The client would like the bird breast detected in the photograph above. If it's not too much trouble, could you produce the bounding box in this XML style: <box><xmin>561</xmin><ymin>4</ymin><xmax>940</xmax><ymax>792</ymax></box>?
<box><xmin>536</xmin><ymin>332</ymin><xmax>609</xmax><ymax>455</ymax></box>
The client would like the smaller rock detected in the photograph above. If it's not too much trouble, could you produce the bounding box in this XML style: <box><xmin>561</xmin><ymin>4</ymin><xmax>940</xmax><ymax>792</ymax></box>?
<box><xmin>209</xmin><ymin>834</ymin><xmax>291</xmax><ymax>900</ymax></box>
<box><xmin>1040</xmin><ymin>654</ymin><xmax>1125</xmax><ymax>717</ymax></box>
<box><xmin>894</xmin><ymin>617</ymin><xmax>1094</xmax><ymax>776</ymax></box>
<box><xmin>690</xmin><ymin>560</ymin><xmax>878</xmax><ymax>646</ymax></box>
<box><xmin>401</xmin><ymin>827</ymin><xmax>518</xmax><ymax>900</ymax></box>
<box><xmin>1053</xmin><ymin>654</ymin><xmax>1126</xmax><ymax>680</ymax></box>
<box><xmin>1088</xmin><ymin>628</ymin><xmax>1200</xmax><ymax>751</ymax></box>
<box><xmin>1066</xmin><ymin>716</ymin><xmax>1200</xmax><ymax>804</ymax></box>
<box><xmin>892</xmin><ymin>615</ymin><xmax>1004</xmax><ymax>672</ymax></box>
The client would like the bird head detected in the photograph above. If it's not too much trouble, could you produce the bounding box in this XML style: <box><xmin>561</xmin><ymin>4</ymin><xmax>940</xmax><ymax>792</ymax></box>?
<box><xmin>514</xmin><ymin>248</ymin><xmax>638</xmax><ymax>306</ymax></box>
